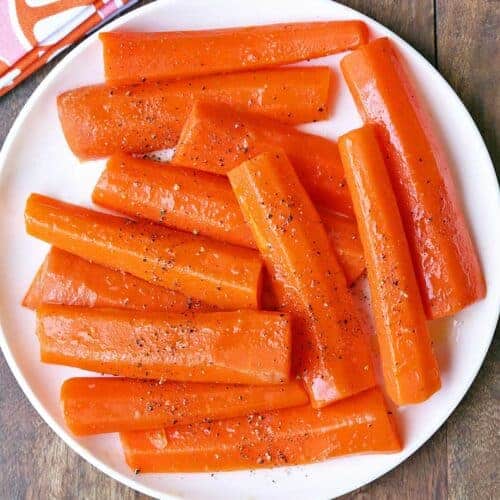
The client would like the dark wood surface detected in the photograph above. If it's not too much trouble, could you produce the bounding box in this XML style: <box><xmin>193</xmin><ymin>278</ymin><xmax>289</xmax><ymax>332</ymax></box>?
<box><xmin>0</xmin><ymin>1</ymin><xmax>498</xmax><ymax>498</ymax></box>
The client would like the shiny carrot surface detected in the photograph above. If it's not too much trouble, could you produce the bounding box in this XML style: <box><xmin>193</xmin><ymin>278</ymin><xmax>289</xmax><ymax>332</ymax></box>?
<box><xmin>93</xmin><ymin>154</ymin><xmax>365</xmax><ymax>284</ymax></box>
<box><xmin>58</xmin><ymin>67</ymin><xmax>332</xmax><ymax>160</ymax></box>
<box><xmin>172</xmin><ymin>102</ymin><xmax>352</xmax><ymax>215</ymax></box>
<box><xmin>101</xmin><ymin>21</ymin><xmax>367</xmax><ymax>84</ymax></box>
<box><xmin>228</xmin><ymin>152</ymin><xmax>375</xmax><ymax>408</ymax></box>
<box><xmin>22</xmin><ymin>247</ymin><xmax>211</xmax><ymax>312</ymax></box>
<box><xmin>341</xmin><ymin>37</ymin><xmax>485</xmax><ymax>319</ymax></box>
<box><xmin>61</xmin><ymin>377</ymin><xmax>308</xmax><ymax>435</ymax></box>
<box><xmin>25</xmin><ymin>194</ymin><xmax>263</xmax><ymax>310</ymax></box>
<box><xmin>340</xmin><ymin>126</ymin><xmax>441</xmax><ymax>405</ymax></box>
<box><xmin>120</xmin><ymin>387</ymin><xmax>401</xmax><ymax>472</ymax></box>
<box><xmin>37</xmin><ymin>306</ymin><xmax>292</xmax><ymax>384</ymax></box>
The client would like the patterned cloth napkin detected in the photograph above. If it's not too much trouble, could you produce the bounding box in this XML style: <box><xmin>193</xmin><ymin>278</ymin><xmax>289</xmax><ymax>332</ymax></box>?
<box><xmin>0</xmin><ymin>0</ymin><xmax>137</xmax><ymax>97</ymax></box>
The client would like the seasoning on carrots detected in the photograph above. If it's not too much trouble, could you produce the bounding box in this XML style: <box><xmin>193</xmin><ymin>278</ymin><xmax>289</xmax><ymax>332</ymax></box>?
<box><xmin>339</xmin><ymin>125</ymin><xmax>441</xmax><ymax>405</ymax></box>
<box><xmin>24</xmin><ymin>194</ymin><xmax>263</xmax><ymax>310</ymax></box>
<box><xmin>57</xmin><ymin>67</ymin><xmax>332</xmax><ymax>160</ymax></box>
<box><xmin>341</xmin><ymin>37</ymin><xmax>485</xmax><ymax>319</ymax></box>
<box><xmin>228</xmin><ymin>151</ymin><xmax>375</xmax><ymax>408</ymax></box>
<box><xmin>37</xmin><ymin>305</ymin><xmax>292</xmax><ymax>384</ymax></box>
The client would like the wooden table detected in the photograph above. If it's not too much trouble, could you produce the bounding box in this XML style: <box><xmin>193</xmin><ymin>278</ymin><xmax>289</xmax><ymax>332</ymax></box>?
<box><xmin>0</xmin><ymin>1</ymin><xmax>498</xmax><ymax>498</ymax></box>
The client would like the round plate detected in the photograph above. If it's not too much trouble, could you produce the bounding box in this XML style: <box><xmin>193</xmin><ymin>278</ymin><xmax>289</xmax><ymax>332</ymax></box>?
<box><xmin>0</xmin><ymin>0</ymin><xmax>498</xmax><ymax>498</ymax></box>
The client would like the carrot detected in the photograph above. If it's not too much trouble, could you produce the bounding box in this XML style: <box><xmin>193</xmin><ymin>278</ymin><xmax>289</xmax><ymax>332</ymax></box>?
<box><xmin>101</xmin><ymin>21</ymin><xmax>368</xmax><ymax>85</ymax></box>
<box><xmin>57</xmin><ymin>67</ymin><xmax>332</xmax><ymax>160</ymax></box>
<box><xmin>61</xmin><ymin>377</ymin><xmax>308</xmax><ymax>435</ymax></box>
<box><xmin>93</xmin><ymin>154</ymin><xmax>365</xmax><ymax>284</ymax></box>
<box><xmin>22</xmin><ymin>247</ymin><xmax>211</xmax><ymax>312</ymax></box>
<box><xmin>172</xmin><ymin>102</ymin><xmax>352</xmax><ymax>215</ymax></box>
<box><xmin>228</xmin><ymin>152</ymin><xmax>375</xmax><ymax>408</ymax></box>
<box><xmin>339</xmin><ymin>126</ymin><xmax>441</xmax><ymax>405</ymax></box>
<box><xmin>37</xmin><ymin>305</ymin><xmax>292</xmax><ymax>384</ymax></box>
<box><xmin>341</xmin><ymin>37</ymin><xmax>485</xmax><ymax>319</ymax></box>
<box><xmin>25</xmin><ymin>194</ymin><xmax>263</xmax><ymax>310</ymax></box>
<box><xmin>120</xmin><ymin>387</ymin><xmax>401</xmax><ymax>472</ymax></box>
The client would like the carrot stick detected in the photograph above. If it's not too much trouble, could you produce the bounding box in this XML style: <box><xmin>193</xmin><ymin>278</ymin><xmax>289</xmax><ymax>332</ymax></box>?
<box><xmin>61</xmin><ymin>377</ymin><xmax>308</xmax><ymax>435</ymax></box>
<box><xmin>22</xmin><ymin>247</ymin><xmax>211</xmax><ymax>312</ymax></box>
<box><xmin>57</xmin><ymin>67</ymin><xmax>332</xmax><ymax>160</ymax></box>
<box><xmin>339</xmin><ymin>126</ymin><xmax>441</xmax><ymax>405</ymax></box>
<box><xmin>101</xmin><ymin>21</ymin><xmax>367</xmax><ymax>85</ymax></box>
<box><xmin>172</xmin><ymin>102</ymin><xmax>352</xmax><ymax>215</ymax></box>
<box><xmin>341</xmin><ymin>37</ymin><xmax>485</xmax><ymax>319</ymax></box>
<box><xmin>228</xmin><ymin>152</ymin><xmax>375</xmax><ymax>408</ymax></box>
<box><xmin>120</xmin><ymin>387</ymin><xmax>401</xmax><ymax>472</ymax></box>
<box><xmin>37</xmin><ymin>305</ymin><xmax>292</xmax><ymax>384</ymax></box>
<box><xmin>93</xmin><ymin>154</ymin><xmax>365</xmax><ymax>284</ymax></box>
<box><xmin>25</xmin><ymin>194</ymin><xmax>263</xmax><ymax>310</ymax></box>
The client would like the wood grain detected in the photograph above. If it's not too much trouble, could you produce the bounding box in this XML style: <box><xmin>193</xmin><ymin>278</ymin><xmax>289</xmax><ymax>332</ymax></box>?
<box><xmin>0</xmin><ymin>1</ymin><xmax>498</xmax><ymax>499</ymax></box>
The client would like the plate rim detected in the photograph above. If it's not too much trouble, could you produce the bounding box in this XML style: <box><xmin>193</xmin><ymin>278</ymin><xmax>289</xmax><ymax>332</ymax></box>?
<box><xmin>0</xmin><ymin>0</ymin><xmax>498</xmax><ymax>498</ymax></box>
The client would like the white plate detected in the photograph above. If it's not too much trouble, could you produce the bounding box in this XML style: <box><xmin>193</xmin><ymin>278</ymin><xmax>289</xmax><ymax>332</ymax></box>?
<box><xmin>0</xmin><ymin>0</ymin><xmax>499</xmax><ymax>498</ymax></box>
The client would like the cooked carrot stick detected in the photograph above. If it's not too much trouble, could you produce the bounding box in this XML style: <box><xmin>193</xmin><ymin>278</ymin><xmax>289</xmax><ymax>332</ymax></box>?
<box><xmin>120</xmin><ymin>387</ymin><xmax>401</xmax><ymax>472</ymax></box>
<box><xmin>101</xmin><ymin>21</ymin><xmax>367</xmax><ymax>84</ymax></box>
<box><xmin>172</xmin><ymin>102</ymin><xmax>352</xmax><ymax>215</ymax></box>
<box><xmin>61</xmin><ymin>377</ymin><xmax>308</xmax><ymax>435</ymax></box>
<box><xmin>339</xmin><ymin>126</ymin><xmax>441</xmax><ymax>405</ymax></box>
<box><xmin>37</xmin><ymin>305</ymin><xmax>292</xmax><ymax>384</ymax></box>
<box><xmin>22</xmin><ymin>247</ymin><xmax>211</xmax><ymax>312</ymax></box>
<box><xmin>25</xmin><ymin>194</ymin><xmax>263</xmax><ymax>310</ymax></box>
<box><xmin>93</xmin><ymin>154</ymin><xmax>365</xmax><ymax>284</ymax></box>
<box><xmin>228</xmin><ymin>152</ymin><xmax>375</xmax><ymax>408</ymax></box>
<box><xmin>341</xmin><ymin>37</ymin><xmax>485</xmax><ymax>319</ymax></box>
<box><xmin>57</xmin><ymin>67</ymin><xmax>332</xmax><ymax>160</ymax></box>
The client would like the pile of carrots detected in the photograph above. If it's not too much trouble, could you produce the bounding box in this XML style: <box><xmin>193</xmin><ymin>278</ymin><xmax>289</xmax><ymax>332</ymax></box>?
<box><xmin>23</xmin><ymin>20</ymin><xmax>485</xmax><ymax>474</ymax></box>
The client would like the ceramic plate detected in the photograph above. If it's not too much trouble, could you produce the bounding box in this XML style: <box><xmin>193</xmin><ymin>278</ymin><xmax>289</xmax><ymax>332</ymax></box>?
<box><xmin>0</xmin><ymin>0</ymin><xmax>498</xmax><ymax>498</ymax></box>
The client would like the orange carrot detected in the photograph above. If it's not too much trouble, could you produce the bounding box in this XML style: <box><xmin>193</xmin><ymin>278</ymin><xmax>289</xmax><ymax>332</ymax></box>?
<box><xmin>93</xmin><ymin>154</ymin><xmax>365</xmax><ymax>284</ymax></box>
<box><xmin>228</xmin><ymin>152</ymin><xmax>375</xmax><ymax>408</ymax></box>
<box><xmin>101</xmin><ymin>21</ymin><xmax>368</xmax><ymax>84</ymax></box>
<box><xmin>23</xmin><ymin>247</ymin><xmax>211</xmax><ymax>312</ymax></box>
<box><xmin>58</xmin><ymin>67</ymin><xmax>332</xmax><ymax>160</ymax></box>
<box><xmin>339</xmin><ymin>126</ymin><xmax>441</xmax><ymax>405</ymax></box>
<box><xmin>25</xmin><ymin>194</ymin><xmax>263</xmax><ymax>310</ymax></box>
<box><xmin>172</xmin><ymin>102</ymin><xmax>352</xmax><ymax>215</ymax></box>
<box><xmin>37</xmin><ymin>305</ymin><xmax>292</xmax><ymax>384</ymax></box>
<box><xmin>341</xmin><ymin>37</ymin><xmax>485</xmax><ymax>319</ymax></box>
<box><xmin>61</xmin><ymin>377</ymin><xmax>308</xmax><ymax>435</ymax></box>
<box><xmin>120</xmin><ymin>387</ymin><xmax>401</xmax><ymax>472</ymax></box>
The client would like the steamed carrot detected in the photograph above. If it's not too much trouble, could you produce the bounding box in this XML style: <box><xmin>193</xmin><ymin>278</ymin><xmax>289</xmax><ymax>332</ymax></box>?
<box><xmin>61</xmin><ymin>377</ymin><xmax>308</xmax><ymax>435</ymax></box>
<box><xmin>341</xmin><ymin>37</ymin><xmax>485</xmax><ymax>319</ymax></box>
<box><xmin>172</xmin><ymin>102</ymin><xmax>352</xmax><ymax>215</ymax></box>
<box><xmin>228</xmin><ymin>152</ymin><xmax>375</xmax><ymax>408</ymax></box>
<box><xmin>101</xmin><ymin>21</ymin><xmax>368</xmax><ymax>84</ymax></box>
<box><xmin>339</xmin><ymin>126</ymin><xmax>441</xmax><ymax>405</ymax></box>
<box><xmin>120</xmin><ymin>387</ymin><xmax>401</xmax><ymax>472</ymax></box>
<box><xmin>57</xmin><ymin>67</ymin><xmax>332</xmax><ymax>160</ymax></box>
<box><xmin>25</xmin><ymin>194</ymin><xmax>263</xmax><ymax>310</ymax></box>
<box><xmin>23</xmin><ymin>247</ymin><xmax>211</xmax><ymax>312</ymax></box>
<box><xmin>37</xmin><ymin>305</ymin><xmax>292</xmax><ymax>384</ymax></box>
<box><xmin>93</xmin><ymin>154</ymin><xmax>365</xmax><ymax>284</ymax></box>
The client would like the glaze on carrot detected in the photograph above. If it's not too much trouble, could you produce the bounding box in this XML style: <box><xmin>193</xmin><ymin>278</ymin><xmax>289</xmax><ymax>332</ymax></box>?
<box><xmin>101</xmin><ymin>21</ymin><xmax>368</xmax><ymax>84</ymax></box>
<box><xmin>120</xmin><ymin>387</ymin><xmax>401</xmax><ymax>472</ymax></box>
<box><xmin>58</xmin><ymin>67</ymin><xmax>332</xmax><ymax>160</ymax></box>
<box><xmin>61</xmin><ymin>377</ymin><xmax>308</xmax><ymax>435</ymax></box>
<box><xmin>228</xmin><ymin>152</ymin><xmax>375</xmax><ymax>408</ymax></box>
<box><xmin>22</xmin><ymin>247</ymin><xmax>211</xmax><ymax>312</ymax></box>
<box><xmin>37</xmin><ymin>305</ymin><xmax>292</xmax><ymax>384</ymax></box>
<box><xmin>93</xmin><ymin>154</ymin><xmax>365</xmax><ymax>284</ymax></box>
<box><xmin>25</xmin><ymin>194</ymin><xmax>263</xmax><ymax>310</ymax></box>
<box><xmin>172</xmin><ymin>102</ymin><xmax>352</xmax><ymax>215</ymax></box>
<box><xmin>339</xmin><ymin>126</ymin><xmax>441</xmax><ymax>405</ymax></box>
<box><xmin>341</xmin><ymin>37</ymin><xmax>485</xmax><ymax>319</ymax></box>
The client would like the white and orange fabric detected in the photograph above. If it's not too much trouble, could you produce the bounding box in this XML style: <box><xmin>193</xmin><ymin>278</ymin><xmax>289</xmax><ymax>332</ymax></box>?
<box><xmin>0</xmin><ymin>0</ymin><xmax>137</xmax><ymax>97</ymax></box>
